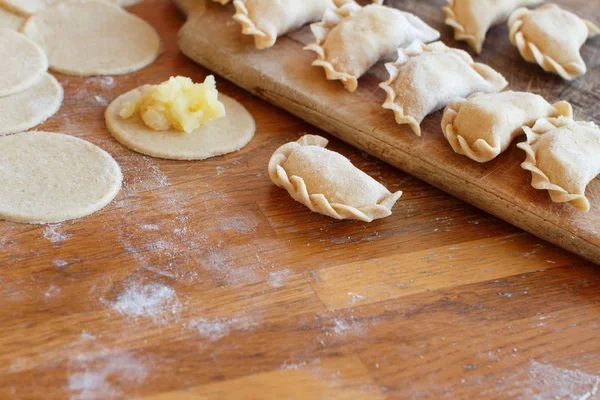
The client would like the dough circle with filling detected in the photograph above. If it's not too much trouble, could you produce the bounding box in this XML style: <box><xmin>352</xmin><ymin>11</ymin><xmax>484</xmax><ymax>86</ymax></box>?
<box><xmin>105</xmin><ymin>86</ymin><xmax>256</xmax><ymax>160</ymax></box>
<box><xmin>21</xmin><ymin>0</ymin><xmax>161</xmax><ymax>76</ymax></box>
<box><xmin>0</xmin><ymin>132</ymin><xmax>123</xmax><ymax>224</ymax></box>
<box><xmin>0</xmin><ymin>73</ymin><xmax>63</xmax><ymax>136</ymax></box>
<box><xmin>0</xmin><ymin>29</ymin><xmax>48</xmax><ymax>97</ymax></box>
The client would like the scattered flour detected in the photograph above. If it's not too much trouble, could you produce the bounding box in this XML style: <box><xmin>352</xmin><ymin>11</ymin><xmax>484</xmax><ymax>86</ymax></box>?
<box><xmin>524</xmin><ymin>360</ymin><xmax>600</xmax><ymax>400</ymax></box>
<box><xmin>347</xmin><ymin>292</ymin><xmax>366</xmax><ymax>305</ymax></box>
<box><xmin>111</xmin><ymin>283</ymin><xmax>180</xmax><ymax>325</ymax></box>
<box><xmin>280</xmin><ymin>361</ymin><xmax>307</xmax><ymax>370</ymax></box>
<box><xmin>43</xmin><ymin>224</ymin><xmax>73</xmax><ymax>244</ymax></box>
<box><xmin>94</xmin><ymin>95</ymin><xmax>108</xmax><ymax>106</ymax></box>
<box><xmin>67</xmin><ymin>349</ymin><xmax>147</xmax><ymax>400</ymax></box>
<box><xmin>53</xmin><ymin>259</ymin><xmax>69</xmax><ymax>269</ymax></box>
<box><xmin>44</xmin><ymin>285</ymin><xmax>61</xmax><ymax>300</ymax></box>
<box><xmin>268</xmin><ymin>269</ymin><xmax>294</xmax><ymax>288</ymax></box>
<box><xmin>188</xmin><ymin>315</ymin><xmax>259</xmax><ymax>342</ymax></box>
<box><xmin>139</xmin><ymin>224</ymin><xmax>160</xmax><ymax>231</ymax></box>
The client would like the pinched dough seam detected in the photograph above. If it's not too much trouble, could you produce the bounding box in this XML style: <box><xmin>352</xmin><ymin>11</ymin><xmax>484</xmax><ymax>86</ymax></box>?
<box><xmin>379</xmin><ymin>41</ymin><xmax>507</xmax><ymax>137</ymax></box>
<box><xmin>441</xmin><ymin>97</ymin><xmax>573</xmax><ymax>163</ymax></box>
<box><xmin>442</xmin><ymin>0</ymin><xmax>483</xmax><ymax>54</ymax></box>
<box><xmin>508</xmin><ymin>7</ymin><xmax>600</xmax><ymax>80</ymax></box>
<box><xmin>304</xmin><ymin>2</ymin><xmax>362</xmax><ymax>93</ymax></box>
<box><xmin>516</xmin><ymin>117</ymin><xmax>599</xmax><ymax>212</ymax></box>
<box><xmin>268</xmin><ymin>134</ymin><xmax>402</xmax><ymax>222</ymax></box>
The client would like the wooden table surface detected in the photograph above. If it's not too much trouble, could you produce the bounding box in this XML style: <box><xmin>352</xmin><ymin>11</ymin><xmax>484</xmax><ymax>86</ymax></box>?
<box><xmin>1</xmin><ymin>1</ymin><xmax>599</xmax><ymax>399</ymax></box>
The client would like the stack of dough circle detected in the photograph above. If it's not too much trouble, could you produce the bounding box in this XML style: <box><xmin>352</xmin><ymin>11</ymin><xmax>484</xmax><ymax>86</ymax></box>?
<box><xmin>0</xmin><ymin>29</ymin><xmax>48</xmax><ymax>97</ymax></box>
<box><xmin>0</xmin><ymin>132</ymin><xmax>123</xmax><ymax>224</ymax></box>
<box><xmin>0</xmin><ymin>8</ymin><xmax>23</xmax><ymax>30</ymax></box>
<box><xmin>21</xmin><ymin>0</ymin><xmax>161</xmax><ymax>76</ymax></box>
<box><xmin>0</xmin><ymin>73</ymin><xmax>64</xmax><ymax>136</ymax></box>
<box><xmin>105</xmin><ymin>86</ymin><xmax>256</xmax><ymax>160</ymax></box>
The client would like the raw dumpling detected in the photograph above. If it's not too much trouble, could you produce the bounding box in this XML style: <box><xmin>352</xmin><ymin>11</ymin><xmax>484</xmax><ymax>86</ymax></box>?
<box><xmin>233</xmin><ymin>0</ymin><xmax>346</xmax><ymax>49</ymax></box>
<box><xmin>517</xmin><ymin>117</ymin><xmax>600</xmax><ymax>212</ymax></box>
<box><xmin>305</xmin><ymin>3</ymin><xmax>440</xmax><ymax>92</ymax></box>
<box><xmin>508</xmin><ymin>4</ymin><xmax>600</xmax><ymax>80</ymax></box>
<box><xmin>442</xmin><ymin>91</ymin><xmax>572</xmax><ymax>163</ymax></box>
<box><xmin>443</xmin><ymin>0</ymin><xmax>543</xmax><ymax>54</ymax></box>
<box><xmin>379</xmin><ymin>41</ymin><xmax>508</xmax><ymax>136</ymax></box>
<box><xmin>268</xmin><ymin>135</ymin><xmax>402</xmax><ymax>222</ymax></box>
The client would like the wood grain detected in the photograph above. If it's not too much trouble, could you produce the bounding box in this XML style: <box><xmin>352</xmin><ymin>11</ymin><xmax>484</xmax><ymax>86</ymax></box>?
<box><xmin>177</xmin><ymin>0</ymin><xmax>600</xmax><ymax>266</ymax></box>
<box><xmin>1</xmin><ymin>1</ymin><xmax>599</xmax><ymax>399</ymax></box>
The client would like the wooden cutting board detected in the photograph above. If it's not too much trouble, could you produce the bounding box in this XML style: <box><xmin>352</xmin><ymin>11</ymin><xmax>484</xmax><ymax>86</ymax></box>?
<box><xmin>175</xmin><ymin>0</ymin><xmax>600</xmax><ymax>265</ymax></box>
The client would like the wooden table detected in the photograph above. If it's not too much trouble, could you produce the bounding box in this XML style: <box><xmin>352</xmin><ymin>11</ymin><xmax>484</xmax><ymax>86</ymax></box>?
<box><xmin>1</xmin><ymin>1</ymin><xmax>599</xmax><ymax>398</ymax></box>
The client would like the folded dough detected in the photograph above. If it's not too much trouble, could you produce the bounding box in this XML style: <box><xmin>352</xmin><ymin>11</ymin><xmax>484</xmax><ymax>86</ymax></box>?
<box><xmin>508</xmin><ymin>4</ymin><xmax>600</xmax><ymax>80</ymax></box>
<box><xmin>233</xmin><ymin>0</ymin><xmax>347</xmax><ymax>50</ymax></box>
<box><xmin>442</xmin><ymin>92</ymin><xmax>573</xmax><ymax>163</ymax></box>
<box><xmin>268</xmin><ymin>135</ymin><xmax>402</xmax><ymax>222</ymax></box>
<box><xmin>305</xmin><ymin>3</ymin><xmax>440</xmax><ymax>92</ymax></box>
<box><xmin>379</xmin><ymin>41</ymin><xmax>508</xmax><ymax>136</ymax></box>
<box><xmin>443</xmin><ymin>0</ymin><xmax>543</xmax><ymax>54</ymax></box>
<box><xmin>517</xmin><ymin>117</ymin><xmax>600</xmax><ymax>212</ymax></box>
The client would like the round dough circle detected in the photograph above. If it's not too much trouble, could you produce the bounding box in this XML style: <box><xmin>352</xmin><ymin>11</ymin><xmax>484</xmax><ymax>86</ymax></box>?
<box><xmin>0</xmin><ymin>73</ymin><xmax>63</xmax><ymax>136</ymax></box>
<box><xmin>0</xmin><ymin>132</ymin><xmax>123</xmax><ymax>224</ymax></box>
<box><xmin>0</xmin><ymin>8</ymin><xmax>24</xmax><ymax>30</ymax></box>
<box><xmin>0</xmin><ymin>0</ymin><xmax>58</xmax><ymax>16</ymax></box>
<box><xmin>21</xmin><ymin>0</ymin><xmax>161</xmax><ymax>76</ymax></box>
<box><xmin>0</xmin><ymin>29</ymin><xmax>48</xmax><ymax>97</ymax></box>
<box><xmin>105</xmin><ymin>86</ymin><xmax>256</xmax><ymax>160</ymax></box>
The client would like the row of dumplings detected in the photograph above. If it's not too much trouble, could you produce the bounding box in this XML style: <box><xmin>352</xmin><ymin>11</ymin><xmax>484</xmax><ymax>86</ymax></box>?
<box><xmin>212</xmin><ymin>0</ymin><xmax>600</xmax><ymax>215</ymax></box>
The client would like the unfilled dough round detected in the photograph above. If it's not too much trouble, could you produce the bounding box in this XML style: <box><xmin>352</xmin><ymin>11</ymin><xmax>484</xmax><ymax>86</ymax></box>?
<box><xmin>0</xmin><ymin>29</ymin><xmax>48</xmax><ymax>97</ymax></box>
<box><xmin>0</xmin><ymin>73</ymin><xmax>63</xmax><ymax>136</ymax></box>
<box><xmin>0</xmin><ymin>131</ymin><xmax>123</xmax><ymax>224</ymax></box>
<box><xmin>0</xmin><ymin>8</ymin><xmax>24</xmax><ymax>30</ymax></box>
<box><xmin>21</xmin><ymin>0</ymin><xmax>161</xmax><ymax>76</ymax></box>
<box><xmin>0</xmin><ymin>0</ymin><xmax>58</xmax><ymax>16</ymax></box>
<box><xmin>105</xmin><ymin>86</ymin><xmax>256</xmax><ymax>160</ymax></box>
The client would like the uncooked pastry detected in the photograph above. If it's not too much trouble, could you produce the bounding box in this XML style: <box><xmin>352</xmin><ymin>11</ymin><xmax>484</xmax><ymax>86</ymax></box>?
<box><xmin>508</xmin><ymin>4</ymin><xmax>600</xmax><ymax>80</ymax></box>
<box><xmin>379</xmin><ymin>41</ymin><xmax>507</xmax><ymax>136</ymax></box>
<box><xmin>305</xmin><ymin>3</ymin><xmax>440</xmax><ymax>93</ymax></box>
<box><xmin>0</xmin><ymin>29</ymin><xmax>48</xmax><ymax>97</ymax></box>
<box><xmin>517</xmin><ymin>117</ymin><xmax>600</xmax><ymax>212</ymax></box>
<box><xmin>233</xmin><ymin>0</ymin><xmax>347</xmax><ymax>50</ymax></box>
<box><xmin>268</xmin><ymin>135</ymin><xmax>402</xmax><ymax>222</ymax></box>
<box><xmin>106</xmin><ymin>86</ymin><xmax>255</xmax><ymax>160</ymax></box>
<box><xmin>443</xmin><ymin>0</ymin><xmax>543</xmax><ymax>54</ymax></box>
<box><xmin>0</xmin><ymin>0</ymin><xmax>59</xmax><ymax>16</ymax></box>
<box><xmin>21</xmin><ymin>0</ymin><xmax>161</xmax><ymax>76</ymax></box>
<box><xmin>0</xmin><ymin>131</ymin><xmax>122</xmax><ymax>224</ymax></box>
<box><xmin>0</xmin><ymin>7</ymin><xmax>23</xmax><ymax>30</ymax></box>
<box><xmin>442</xmin><ymin>92</ymin><xmax>573</xmax><ymax>163</ymax></box>
<box><xmin>0</xmin><ymin>73</ymin><xmax>63</xmax><ymax>136</ymax></box>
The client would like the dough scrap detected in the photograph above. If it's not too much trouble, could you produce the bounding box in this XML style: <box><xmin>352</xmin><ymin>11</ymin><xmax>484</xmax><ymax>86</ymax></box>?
<box><xmin>21</xmin><ymin>0</ymin><xmax>161</xmax><ymax>76</ymax></box>
<box><xmin>442</xmin><ymin>91</ymin><xmax>573</xmax><ymax>163</ymax></box>
<box><xmin>517</xmin><ymin>117</ymin><xmax>600</xmax><ymax>212</ymax></box>
<box><xmin>0</xmin><ymin>73</ymin><xmax>63</xmax><ymax>136</ymax></box>
<box><xmin>443</xmin><ymin>0</ymin><xmax>542</xmax><ymax>54</ymax></box>
<box><xmin>106</xmin><ymin>86</ymin><xmax>255</xmax><ymax>160</ymax></box>
<box><xmin>508</xmin><ymin>4</ymin><xmax>600</xmax><ymax>80</ymax></box>
<box><xmin>268</xmin><ymin>135</ymin><xmax>402</xmax><ymax>222</ymax></box>
<box><xmin>0</xmin><ymin>7</ymin><xmax>23</xmax><ymax>30</ymax></box>
<box><xmin>0</xmin><ymin>29</ymin><xmax>48</xmax><ymax>97</ymax></box>
<box><xmin>379</xmin><ymin>41</ymin><xmax>508</xmax><ymax>136</ymax></box>
<box><xmin>305</xmin><ymin>3</ymin><xmax>440</xmax><ymax>93</ymax></box>
<box><xmin>233</xmin><ymin>0</ymin><xmax>347</xmax><ymax>50</ymax></box>
<box><xmin>0</xmin><ymin>131</ymin><xmax>122</xmax><ymax>224</ymax></box>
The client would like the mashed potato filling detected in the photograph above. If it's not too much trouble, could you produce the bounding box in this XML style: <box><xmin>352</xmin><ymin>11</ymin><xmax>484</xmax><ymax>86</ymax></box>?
<box><xmin>120</xmin><ymin>75</ymin><xmax>226</xmax><ymax>133</ymax></box>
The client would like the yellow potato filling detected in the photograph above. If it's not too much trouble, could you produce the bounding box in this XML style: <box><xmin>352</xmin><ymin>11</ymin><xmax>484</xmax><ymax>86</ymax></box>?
<box><xmin>120</xmin><ymin>75</ymin><xmax>226</xmax><ymax>133</ymax></box>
